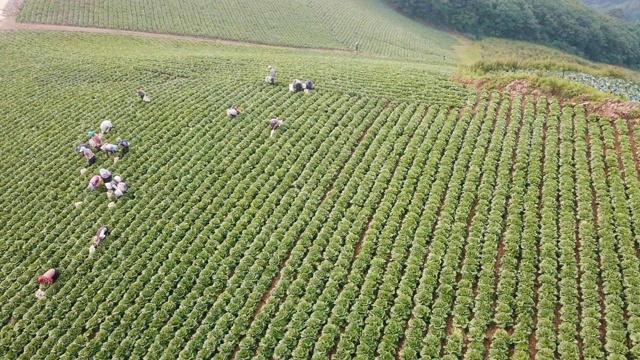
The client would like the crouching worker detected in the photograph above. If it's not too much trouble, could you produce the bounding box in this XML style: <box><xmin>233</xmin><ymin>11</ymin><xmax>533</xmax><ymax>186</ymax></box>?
<box><xmin>226</xmin><ymin>105</ymin><xmax>241</xmax><ymax>118</ymax></box>
<box><xmin>269</xmin><ymin>118</ymin><xmax>283</xmax><ymax>137</ymax></box>
<box><xmin>289</xmin><ymin>79</ymin><xmax>303</xmax><ymax>92</ymax></box>
<box><xmin>77</xmin><ymin>146</ymin><xmax>96</xmax><ymax>166</ymax></box>
<box><xmin>116</xmin><ymin>139</ymin><xmax>130</xmax><ymax>154</ymax></box>
<box><xmin>88</xmin><ymin>175</ymin><xmax>103</xmax><ymax>191</ymax></box>
<box><xmin>90</xmin><ymin>226</ymin><xmax>109</xmax><ymax>255</ymax></box>
<box><xmin>138</xmin><ymin>89</ymin><xmax>151</xmax><ymax>102</ymax></box>
<box><xmin>38</xmin><ymin>268</ymin><xmax>60</xmax><ymax>286</ymax></box>
<box><xmin>100</xmin><ymin>168</ymin><xmax>113</xmax><ymax>186</ymax></box>
<box><xmin>88</xmin><ymin>131</ymin><xmax>103</xmax><ymax>149</ymax></box>
<box><xmin>302</xmin><ymin>80</ymin><xmax>314</xmax><ymax>92</ymax></box>
<box><xmin>100</xmin><ymin>120</ymin><xmax>113</xmax><ymax>134</ymax></box>
<box><xmin>113</xmin><ymin>176</ymin><xmax>128</xmax><ymax>199</ymax></box>
<box><xmin>93</xmin><ymin>226</ymin><xmax>109</xmax><ymax>247</ymax></box>
<box><xmin>101</xmin><ymin>143</ymin><xmax>118</xmax><ymax>159</ymax></box>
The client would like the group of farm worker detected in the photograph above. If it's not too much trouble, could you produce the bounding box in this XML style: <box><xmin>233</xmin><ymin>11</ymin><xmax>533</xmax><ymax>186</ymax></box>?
<box><xmin>88</xmin><ymin>168</ymin><xmax>128</xmax><ymax>199</ymax></box>
<box><xmin>76</xmin><ymin>120</ymin><xmax>130</xmax><ymax>165</ymax></box>
<box><xmin>36</xmin><ymin>225</ymin><xmax>110</xmax><ymax>297</ymax></box>
<box><xmin>263</xmin><ymin>65</ymin><xmax>314</xmax><ymax>93</ymax></box>
<box><xmin>289</xmin><ymin>79</ymin><xmax>314</xmax><ymax>93</ymax></box>
<box><xmin>226</xmin><ymin>104</ymin><xmax>283</xmax><ymax>137</ymax></box>
<box><xmin>228</xmin><ymin>66</ymin><xmax>311</xmax><ymax>137</ymax></box>
<box><xmin>36</xmin><ymin>90</ymin><xmax>150</xmax><ymax>299</ymax></box>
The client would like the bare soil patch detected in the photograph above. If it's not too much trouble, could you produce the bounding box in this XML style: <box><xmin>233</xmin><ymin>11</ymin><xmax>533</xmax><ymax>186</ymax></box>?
<box><xmin>458</xmin><ymin>78</ymin><xmax>640</xmax><ymax>122</ymax></box>
<box><xmin>585</xmin><ymin>99</ymin><xmax>638</xmax><ymax>121</ymax></box>
<box><xmin>483</xmin><ymin>326</ymin><xmax>497</xmax><ymax>360</ymax></box>
<box><xmin>626</xmin><ymin>121</ymin><xmax>640</xmax><ymax>181</ymax></box>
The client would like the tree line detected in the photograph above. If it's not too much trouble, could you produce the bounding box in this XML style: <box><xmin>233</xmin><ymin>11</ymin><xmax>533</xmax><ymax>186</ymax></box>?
<box><xmin>389</xmin><ymin>0</ymin><xmax>640</xmax><ymax>68</ymax></box>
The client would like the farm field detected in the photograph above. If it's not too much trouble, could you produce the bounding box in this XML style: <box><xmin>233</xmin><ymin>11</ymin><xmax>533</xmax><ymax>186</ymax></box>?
<box><xmin>14</xmin><ymin>0</ymin><xmax>458</xmax><ymax>61</ymax></box>
<box><xmin>2</xmin><ymin>29</ymin><xmax>640</xmax><ymax>359</ymax></box>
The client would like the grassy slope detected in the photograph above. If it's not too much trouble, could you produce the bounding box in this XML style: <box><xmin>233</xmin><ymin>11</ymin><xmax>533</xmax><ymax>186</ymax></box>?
<box><xmin>16</xmin><ymin>0</ymin><xmax>459</xmax><ymax>60</ymax></box>
<box><xmin>455</xmin><ymin>37</ymin><xmax>640</xmax><ymax>102</ymax></box>
<box><xmin>458</xmin><ymin>37</ymin><xmax>635</xmax><ymax>78</ymax></box>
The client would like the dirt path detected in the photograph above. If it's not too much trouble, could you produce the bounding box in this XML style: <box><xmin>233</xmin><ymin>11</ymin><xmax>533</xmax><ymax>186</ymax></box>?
<box><xmin>0</xmin><ymin>14</ymin><xmax>356</xmax><ymax>55</ymax></box>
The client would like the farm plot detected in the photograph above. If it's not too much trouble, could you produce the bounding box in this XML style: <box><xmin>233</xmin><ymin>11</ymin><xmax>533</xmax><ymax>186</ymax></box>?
<box><xmin>1</xmin><ymin>32</ymin><xmax>640</xmax><ymax>359</ymax></box>
<box><xmin>15</xmin><ymin>0</ymin><xmax>459</xmax><ymax>61</ymax></box>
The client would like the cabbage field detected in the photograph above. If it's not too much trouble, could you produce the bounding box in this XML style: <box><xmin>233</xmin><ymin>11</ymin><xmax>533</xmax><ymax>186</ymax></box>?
<box><xmin>2</xmin><ymin>30</ymin><xmax>640</xmax><ymax>360</ymax></box>
<box><xmin>16</xmin><ymin>0</ymin><xmax>457</xmax><ymax>61</ymax></box>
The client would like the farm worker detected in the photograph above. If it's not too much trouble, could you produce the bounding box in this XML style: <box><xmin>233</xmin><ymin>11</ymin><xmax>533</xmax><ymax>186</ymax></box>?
<box><xmin>38</xmin><ymin>268</ymin><xmax>60</xmax><ymax>286</ymax></box>
<box><xmin>269</xmin><ymin>118</ymin><xmax>283</xmax><ymax>137</ymax></box>
<box><xmin>89</xmin><ymin>131</ymin><xmax>103</xmax><ymax>149</ymax></box>
<box><xmin>355</xmin><ymin>42</ymin><xmax>359</xmax><ymax>51</ymax></box>
<box><xmin>265</xmin><ymin>66</ymin><xmax>276</xmax><ymax>84</ymax></box>
<box><xmin>88</xmin><ymin>175</ymin><xmax>103</xmax><ymax>191</ymax></box>
<box><xmin>138</xmin><ymin>89</ymin><xmax>151</xmax><ymax>102</ymax></box>
<box><xmin>100</xmin><ymin>120</ymin><xmax>112</xmax><ymax>134</ymax></box>
<box><xmin>226</xmin><ymin>105</ymin><xmax>241</xmax><ymax>118</ymax></box>
<box><xmin>101</xmin><ymin>143</ymin><xmax>118</xmax><ymax>159</ymax></box>
<box><xmin>114</xmin><ymin>176</ymin><xmax>127</xmax><ymax>199</ymax></box>
<box><xmin>100</xmin><ymin>168</ymin><xmax>113</xmax><ymax>184</ymax></box>
<box><xmin>79</xmin><ymin>147</ymin><xmax>96</xmax><ymax>166</ymax></box>
<box><xmin>93</xmin><ymin>226</ymin><xmax>109</xmax><ymax>247</ymax></box>
<box><xmin>116</xmin><ymin>139</ymin><xmax>130</xmax><ymax>154</ymax></box>
<box><xmin>302</xmin><ymin>80</ymin><xmax>314</xmax><ymax>90</ymax></box>
<box><xmin>292</xmin><ymin>79</ymin><xmax>303</xmax><ymax>92</ymax></box>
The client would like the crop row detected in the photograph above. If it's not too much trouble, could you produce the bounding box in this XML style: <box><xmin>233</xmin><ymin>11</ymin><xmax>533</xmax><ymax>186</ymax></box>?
<box><xmin>509</xmin><ymin>96</ymin><xmax>547</xmax><ymax>359</ymax></box>
<box><xmin>18</xmin><ymin>0</ymin><xmax>458</xmax><ymax>61</ymax></box>
<box><xmin>5</xmin><ymin>31</ymin><xmax>640</xmax><ymax>359</ymax></box>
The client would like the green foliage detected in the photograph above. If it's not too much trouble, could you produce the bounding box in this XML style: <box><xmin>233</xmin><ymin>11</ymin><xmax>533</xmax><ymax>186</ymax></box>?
<box><xmin>392</xmin><ymin>0</ymin><xmax>640</xmax><ymax>67</ymax></box>
<box><xmin>2</xmin><ymin>29</ymin><xmax>640</xmax><ymax>360</ymax></box>
<box><xmin>17</xmin><ymin>0</ymin><xmax>458</xmax><ymax>61</ymax></box>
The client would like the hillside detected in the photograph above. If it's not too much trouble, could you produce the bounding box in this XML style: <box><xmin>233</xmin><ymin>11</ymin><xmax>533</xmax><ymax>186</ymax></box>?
<box><xmin>3</xmin><ymin>0</ymin><xmax>640</xmax><ymax>358</ymax></box>
<box><xmin>1</xmin><ymin>29</ymin><xmax>640</xmax><ymax>359</ymax></box>
<box><xmin>15</xmin><ymin>0</ymin><xmax>458</xmax><ymax>61</ymax></box>
<box><xmin>579</xmin><ymin>0</ymin><xmax>640</xmax><ymax>23</ymax></box>
<box><xmin>389</xmin><ymin>0</ymin><xmax>640</xmax><ymax>67</ymax></box>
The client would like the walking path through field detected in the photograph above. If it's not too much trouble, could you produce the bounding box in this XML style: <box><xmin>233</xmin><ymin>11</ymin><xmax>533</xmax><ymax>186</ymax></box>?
<box><xmin>0</xmin><ymin>10</ymin><xmax>357</xmax><ymax>55</ymax></box>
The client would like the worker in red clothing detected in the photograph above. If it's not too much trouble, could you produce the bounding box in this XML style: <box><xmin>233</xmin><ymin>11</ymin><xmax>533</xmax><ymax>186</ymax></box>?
<box><xmin>38</xmin><ymin>268</ymin><xmax>60</xmax><ymax>286</ymax></box>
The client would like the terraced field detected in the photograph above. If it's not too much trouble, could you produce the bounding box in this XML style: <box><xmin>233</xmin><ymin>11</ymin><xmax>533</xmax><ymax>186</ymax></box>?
<box><xmin>2</xmin><ymin>20</ymin><xmax>640</xmax><ymax>360</ymax></box>
<box><xmin>15</xmin><ymin>0</ymin><xmax>459</xmax><ymax>61</ymax></box>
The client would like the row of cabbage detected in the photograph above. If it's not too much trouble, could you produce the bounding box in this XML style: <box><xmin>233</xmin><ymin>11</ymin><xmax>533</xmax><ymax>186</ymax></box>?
<box><xmin>4</xmin><ymin>31</ymin><xmax>640</xmax><ymax>359</ymax></box>
<box><xmin>0</xmin><ymin>32</ymin><xmax>468</xmax><ymax>108</ymax></box>
<box><xmin>17</xmin><ymin>0</ymin><xmax>458</xmax><ymax>60</ymax></box>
